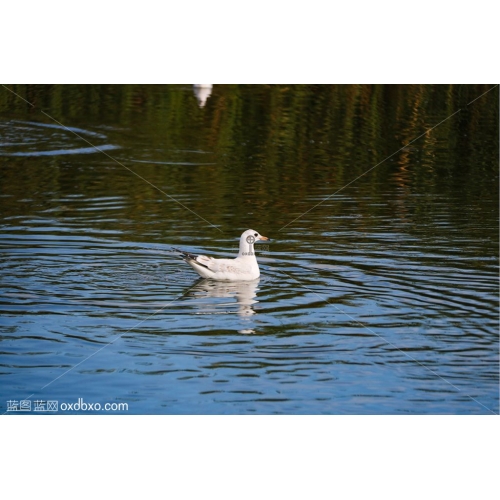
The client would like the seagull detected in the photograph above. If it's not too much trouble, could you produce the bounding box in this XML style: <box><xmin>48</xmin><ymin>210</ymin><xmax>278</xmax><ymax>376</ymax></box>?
<box><xmin>173</xmin><ymin>229</ymin><xmax>269</xmax><ymax>281</ymax></box>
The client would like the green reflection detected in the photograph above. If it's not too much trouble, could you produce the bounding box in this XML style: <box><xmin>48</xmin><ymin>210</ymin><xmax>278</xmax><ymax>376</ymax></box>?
<box><xmin>0</xmin><ymin>84</ymin><xmax>498</xmax><ymax>239</ymax></box>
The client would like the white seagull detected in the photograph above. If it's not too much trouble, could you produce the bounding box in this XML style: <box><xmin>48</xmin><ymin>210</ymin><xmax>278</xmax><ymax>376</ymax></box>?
<box><xmin>173</xmin><ymin>229</ymin><xmax>269</xmax><ymax>281</ymax></box>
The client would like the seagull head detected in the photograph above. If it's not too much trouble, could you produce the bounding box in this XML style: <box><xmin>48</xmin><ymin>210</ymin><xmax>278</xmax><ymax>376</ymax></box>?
<box><xmin>239</xmin><ymin>229</ymin><xmax>269</xmax><ymax>257</ymax></box>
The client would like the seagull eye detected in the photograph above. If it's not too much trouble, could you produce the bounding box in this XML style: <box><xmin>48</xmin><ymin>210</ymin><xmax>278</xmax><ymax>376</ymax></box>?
<box><xmin>254</xmin><ymin>233</ymin><xmax>258</xmax><ymax>237</ymax></box>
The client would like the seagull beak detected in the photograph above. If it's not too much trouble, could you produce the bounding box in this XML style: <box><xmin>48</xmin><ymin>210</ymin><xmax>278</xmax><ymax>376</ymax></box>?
<box><xmin>258</xmin><ymin>235</ymin><xmax>270</xmax><ymax>241</ymax></box>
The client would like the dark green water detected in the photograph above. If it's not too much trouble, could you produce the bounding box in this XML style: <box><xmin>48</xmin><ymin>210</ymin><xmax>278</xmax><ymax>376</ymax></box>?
<box><xmin>0</xmin><ymin>84</ymin><xmax>498</xmax><ymax>414</ymax></box>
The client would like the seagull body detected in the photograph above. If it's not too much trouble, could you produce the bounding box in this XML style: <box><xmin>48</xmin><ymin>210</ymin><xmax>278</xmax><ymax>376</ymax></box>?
<box><xmin>174</xmin><ymin>229</ymin><xmax>269</xmax><ymax>281</ymax></box>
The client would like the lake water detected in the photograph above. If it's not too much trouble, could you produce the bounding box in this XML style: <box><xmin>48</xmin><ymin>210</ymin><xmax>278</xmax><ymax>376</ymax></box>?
<box><xmin>0</xmin><ymin>84</ymin><xmax>498</xmax><ymax>414</ymax></box>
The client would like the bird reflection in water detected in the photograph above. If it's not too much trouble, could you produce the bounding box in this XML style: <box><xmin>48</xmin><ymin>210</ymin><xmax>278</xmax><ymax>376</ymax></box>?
<box><xmin>187</xmin><ymin>279</ymin><xmax>260</xmax><ymax>334</ymax></box>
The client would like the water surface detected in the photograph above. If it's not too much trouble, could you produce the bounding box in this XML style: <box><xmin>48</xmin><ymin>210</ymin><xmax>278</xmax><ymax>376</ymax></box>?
<box><xmin>0</xmin><ymin>84</ymin><xmax>498</xmax><ymax>414</ymax></box>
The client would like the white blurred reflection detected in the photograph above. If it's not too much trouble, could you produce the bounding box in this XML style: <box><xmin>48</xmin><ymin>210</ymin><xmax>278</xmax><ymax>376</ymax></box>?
<box><xmin>193</xmin><ymin>84</ymin><xmax>213</xmax><ymax>107</ymax></box>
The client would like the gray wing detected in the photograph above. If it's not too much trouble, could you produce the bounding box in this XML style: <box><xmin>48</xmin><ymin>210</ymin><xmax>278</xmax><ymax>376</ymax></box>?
<box><xmin>172</xmin><ymin>248</ymin><xmax>219</xmax><ymax>272</ymax></box>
